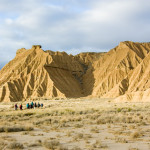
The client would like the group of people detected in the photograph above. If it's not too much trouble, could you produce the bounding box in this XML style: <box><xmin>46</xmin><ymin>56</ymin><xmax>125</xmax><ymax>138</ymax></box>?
<box><xmin>14</xmin><ymin>102</ymin><xmax>43</xmax><ymax>110</ymax></box>
<box><xmin>26</xmin><ymin>102</ymin><xmax>43</xmax><ymax>109</ymax></box>
<box><xmin>14</xmin><ymin>104</ymin><xmax>23</xmax><ymax>110</ymax></box>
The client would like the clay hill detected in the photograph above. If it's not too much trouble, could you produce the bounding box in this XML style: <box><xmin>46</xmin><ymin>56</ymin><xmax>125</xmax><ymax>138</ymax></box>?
<box><xmin>1</xmin><ymin>41</ymin><xmax>150</xmax><ymax>102</ymax></box>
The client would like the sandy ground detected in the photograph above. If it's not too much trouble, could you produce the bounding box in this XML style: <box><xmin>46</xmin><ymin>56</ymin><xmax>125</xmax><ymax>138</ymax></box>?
<box><xmin>0</xmin><ymin>98</ymin><xmax>150</xmax><ymax>150</ymax></box>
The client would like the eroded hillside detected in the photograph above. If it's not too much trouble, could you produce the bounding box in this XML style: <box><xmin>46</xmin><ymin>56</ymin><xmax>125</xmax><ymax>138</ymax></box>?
<box><xmin>1</xmin><ymin>41</ymin><xmax>150</xmax><ymax>102</ymax></box>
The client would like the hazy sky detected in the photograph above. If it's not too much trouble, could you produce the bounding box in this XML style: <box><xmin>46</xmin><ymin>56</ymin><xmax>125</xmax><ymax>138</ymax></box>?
<box><xmin>0</xmin><ymin>0</ymin><xmax>150</xmax><ymax>69</ymax></box>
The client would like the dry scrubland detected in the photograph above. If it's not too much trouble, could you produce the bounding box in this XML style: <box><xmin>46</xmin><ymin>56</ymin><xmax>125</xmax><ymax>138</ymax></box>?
<box><xmin>1</xmin><ymin>42</ymin><xmax>150</xmax><ymax>150</ymax></box>
<box><xmin>1</xmin><ymin>98</ymin><xmax>150</xmax><ymax>150</ymax></box>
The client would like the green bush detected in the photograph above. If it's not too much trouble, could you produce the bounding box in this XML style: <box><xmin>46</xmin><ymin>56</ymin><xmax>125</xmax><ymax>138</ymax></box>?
<box><xmin>117</xmin><ymin>108</ymin><xmax>122</xmax><ymax>112</ymax></box>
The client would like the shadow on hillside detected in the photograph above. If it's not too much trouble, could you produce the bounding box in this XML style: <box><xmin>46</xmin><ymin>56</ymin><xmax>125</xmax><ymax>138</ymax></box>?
<box><xmin>82</xmin><ymin>65</ymin><xmax>95</xmax><ymax>97</ymax></box>
<box><xmin>44</xmin><ymin>65</ymin><xmax>95</xmax><ymax>98</ymax></box>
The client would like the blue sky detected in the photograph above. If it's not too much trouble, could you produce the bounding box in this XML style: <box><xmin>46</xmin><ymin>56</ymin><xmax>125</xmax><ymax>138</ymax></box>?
<box><xmin>0</xmin><ymin>0</ymin><xmax>150</xmax><ymax>69</ymax></box>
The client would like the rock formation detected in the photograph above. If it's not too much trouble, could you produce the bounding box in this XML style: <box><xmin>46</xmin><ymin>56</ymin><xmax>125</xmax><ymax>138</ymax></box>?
<box><xmin>1</xmin><ymin>42</ymin><xmax>150</xmax><ymax>102</ymax></box>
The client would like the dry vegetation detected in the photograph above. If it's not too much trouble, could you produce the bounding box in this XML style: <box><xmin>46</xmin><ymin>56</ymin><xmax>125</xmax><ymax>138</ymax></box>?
<box><xmin>0</xmin><ymin>98</ymin><xmax>150</xmax><ymax>149</ymax></box>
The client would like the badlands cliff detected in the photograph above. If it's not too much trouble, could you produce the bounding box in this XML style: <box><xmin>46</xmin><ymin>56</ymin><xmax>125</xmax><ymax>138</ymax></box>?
<box><xmin>0</xmin><ymin>41</ymin><xmax>150</xmax><ymax>102</ymax></box>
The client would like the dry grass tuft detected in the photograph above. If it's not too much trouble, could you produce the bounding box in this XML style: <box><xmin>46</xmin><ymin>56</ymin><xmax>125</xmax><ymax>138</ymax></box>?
<box><xmin>43</xmin><ymin>139</ymin><xmax>68</xmax><ymax>150</ymax></box>
<box><xmin>74</xmin><ymin>124</ymin><xmax>83</xmax><ymax>128</ymax></box>
<box><xmin>7</xmin><ymin>142</ymin><xmax>24</xmax><ymax>149</ymax></box>
<box><xmin>76</xmin><ymin>133</ymin><xmax>84</xmax><ymax>139</ymax></box>
<box><xmin>91</xmin><ymin>140</ymin><xmax>108</xmax><ymax>149</ymax></box>
<box><xmin>0</xmin><ymin>141</ymin><xmax>7</xmax><ymax>149</ymax></box>
<box><xmin>28</xmin><ymin>142</ymin><xmax>41</xmax><ymax>147</ymax></box>
<box><xmin>131</xmin><ymin>131</ymin><xmax>141</xmax><ymax>139</ymax></box>
<box><xmin>0</xmin><ymin>126</ymin><xmax>33</xmax><ymax>133</ymax></box>
<box><xmin>128</xmin><ymin>148</ymin><xmax>139</xmax><ymax>150</ymax></box>
<box><xmin>90</xmin><ymin>127</ymin><xmax>99</xmax><ymax>133</ymax></box>
<box><xmin>115</xmin><ymin>137</ymin><xmax>128</xmax><ymax>143</ymax></box>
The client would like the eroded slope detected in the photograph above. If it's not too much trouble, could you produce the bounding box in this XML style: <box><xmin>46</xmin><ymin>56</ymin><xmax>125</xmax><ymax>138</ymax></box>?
<box><xmin>1</xmin><ymin>41</ymin><xmax>150</xmax><ymax>102</ymax></box>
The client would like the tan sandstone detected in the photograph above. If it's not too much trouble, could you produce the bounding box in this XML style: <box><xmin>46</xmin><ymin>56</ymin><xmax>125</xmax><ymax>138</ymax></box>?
<box><xmin>1</xmin><ymin>41</ymin><xmax>150</xmax><ymax>102</ymax></box>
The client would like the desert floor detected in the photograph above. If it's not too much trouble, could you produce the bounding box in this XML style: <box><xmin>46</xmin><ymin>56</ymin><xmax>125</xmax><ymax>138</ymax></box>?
<box><xmin>0</xmin><ymin>98</ymin><xmax>150</xmax><ymax>150</ymax></box>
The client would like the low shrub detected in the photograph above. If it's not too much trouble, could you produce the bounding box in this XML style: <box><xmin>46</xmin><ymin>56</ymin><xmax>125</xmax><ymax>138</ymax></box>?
<box><xmin>43</xmin><ymin>139</ymin><xmax>68</xmax><ymax>150</ymax></box>
<box><xmin>7</xmin><ymin>142</ymin><xmax>24</xmax><ymax>149</ymax></box>
<box><xmin>0</xmin><ymin>126</ymin><xmax>33</xmax><ymax>133</ymax></box>
<box><xmin>131</xmin><ymin>131</ymin><xmax>141</xmax><ymax>139</ymax></box>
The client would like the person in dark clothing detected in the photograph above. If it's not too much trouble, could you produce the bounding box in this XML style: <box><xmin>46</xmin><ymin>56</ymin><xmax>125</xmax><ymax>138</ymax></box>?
<box><xmin>38</xmin><ymin>102</ymin><xmax>40</xmax><ymax>108</ymax></box>
<box><xmin>26</xmin><ymin>103</ymin><xmax>29</xmax><ymax>109</ymax></box>
<box><xmin>34</xmin><ymin>102</ymin><xmax>37</xmax><ymax>108</ymax></box>
<box><xmin>20</xmin><ymin>104</ymin><xmax>23</xmax><ymax>110</ymax></box>
<box><xmin>15</xmin><ymin>104</ymin><xmax>18</xmax><ymax>110</ymax></box>
<box><xmin>31</xmin><ymin>102</ymin><xmax>34</xmax><ymax>109</ymax></box>
<box><xmin>31</xmin><ymin>101</ymin><xmax>34</xmax><ymax>106</ymax></box>
<box><xmin>41</xmin><ymin>103</ymin><xmax>43</xmax><ymax>108</ymax></box>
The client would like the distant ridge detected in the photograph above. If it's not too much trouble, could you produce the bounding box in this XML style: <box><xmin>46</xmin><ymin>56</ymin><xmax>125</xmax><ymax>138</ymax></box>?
<box><xmin>1</xmin><ymin>41</ymin><xmax>150</xmax><ymax>102</ymax></box>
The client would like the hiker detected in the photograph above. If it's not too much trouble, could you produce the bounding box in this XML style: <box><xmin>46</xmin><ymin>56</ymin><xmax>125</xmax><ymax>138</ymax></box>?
<box><xmin>41</xmin><ymin>103</ymin><xmax>43</xmax><ymax>108</ymax></box>
<box><xmin>38</xmin><ymin>102</ymin><xmax>40</xmax><ymax>108</ymax></box>
<box><xmin>31</xmin><ymin>102</ymin><xmax>34</xmax><ymax>109</ymax></box>
<box><xmin>26</xmin><ymin>103</ymin><xmax>29</xmax><ymax>109</ymax></box>
<box><xmin>20</xmin><ymin>104</ymin><xmax>23</xmax><ymax>110</ymax></box>
<box><xmin>34</xmin><ymin>102</ymin><xmax>37</xmax><ymax>108</ymax></box>
<box><xmin>14</xmin><ymin>104</ymin><xmax>18</xmax><ymax>110</ymax></box>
